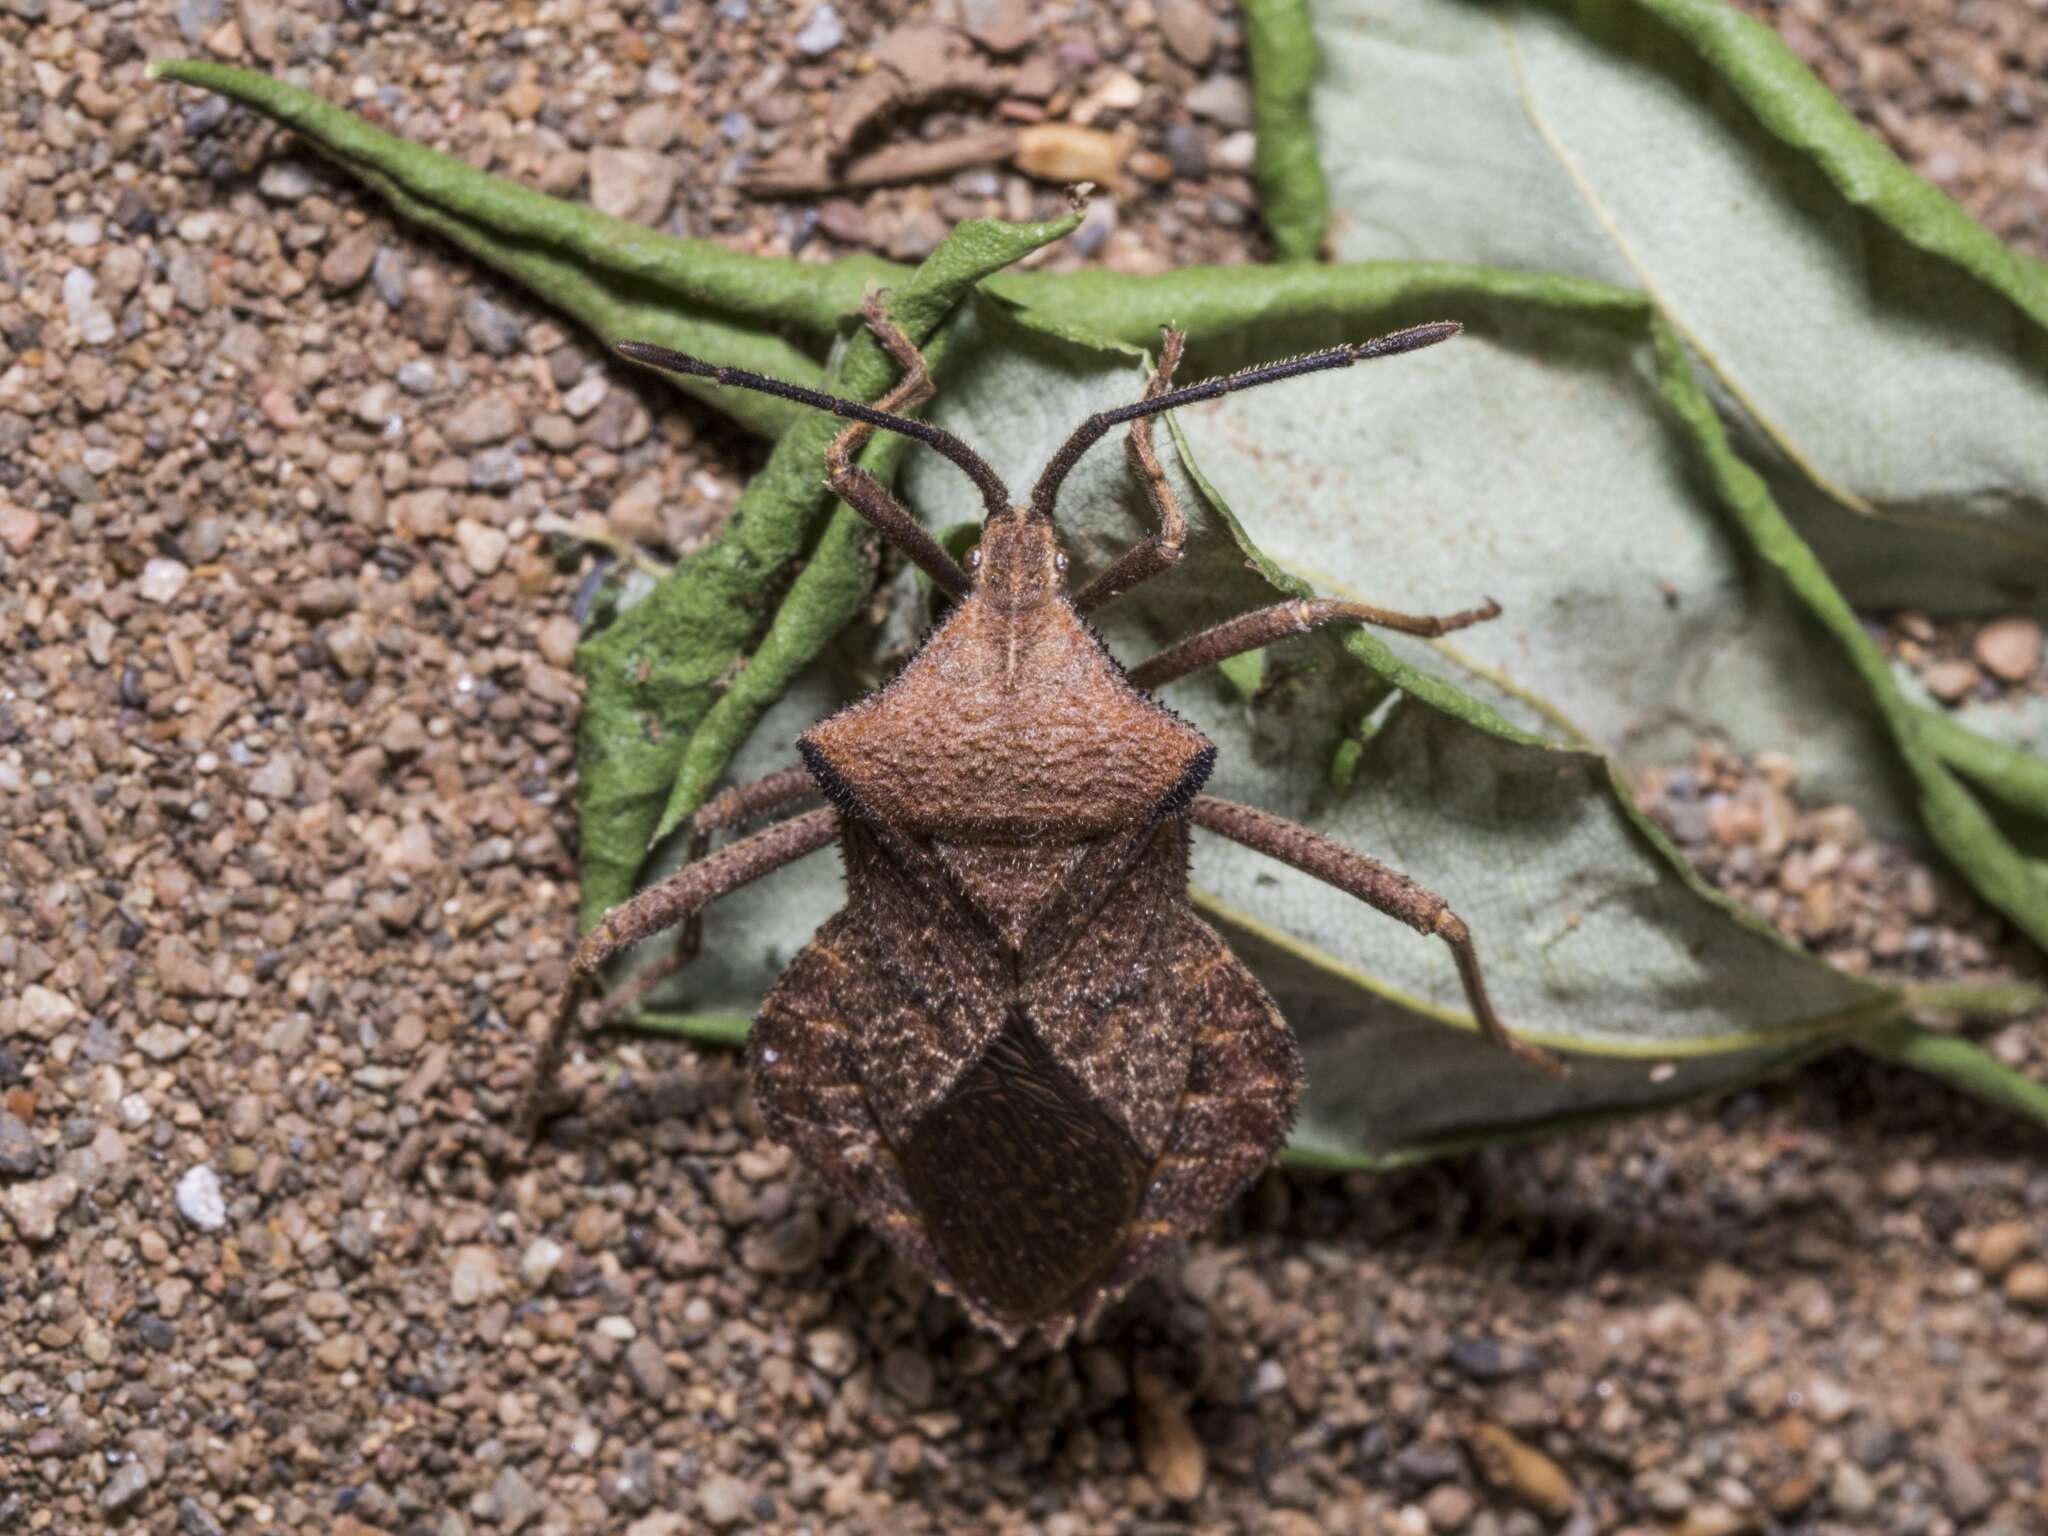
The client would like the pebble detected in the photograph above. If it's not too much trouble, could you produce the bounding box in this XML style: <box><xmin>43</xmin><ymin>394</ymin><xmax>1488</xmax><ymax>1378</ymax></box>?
<box><xmin>1158</xmin><ymin>0</ymin><xmax>1218</xmax><ymax>67</ymax></box>
<box><xmin>175</xmin><ymin>0</ymin><xmax>222</xmax><ymax>42</ymax></box>
<box><xmin>590</xmin><ymin>147</ymin><xmax>678</xmax><ymax>225</ymax></box>
<box><xmin>537</xmin><ymin>614</ymin><xmax>582</xmax><ymax>669</ymax></box>
<box><xmin>2006</xmin><ymin>1260</ymin><xmax>2048</xmax><ymax>1307</ymax></box>
<box><xmin>21</xmin><ymin>985</ymin><xmax>78</xmax><ymax>1035</ymax></box>
<box><xmin>0</xmin><ymin>1113</ymin><xmax>40</xmax><ymax>1176</ymax></box>
<box><xmin>741</xmin><ymin>1210</ymin><xmax>822</xmax><ymax>1274</ymax></box>
<box><xmin>793</xmin><ymin>3</ymin><xmax>844</xmax><ymax>55</ymax></box>
<box><xmin>625</xmin><ymin>1336</ymin><xmax>672</xmax><ymax>1400</ymax></box>
<box><xmin>1468</xmin><ymin>1424</ymin><xmax>1574</xmax><ymax>1518</ymax></box>
<box><xmin>135</xmin><ymin>1024</ymin><xmax>192</xmax><ymax>1061</ymax></box>
<box><xmin>405</xmin><ymin>266</ymin><xmax>457</xmax><ymax>347</ymax></box>
<box><xmin>469</xmin><ymin>447</ymin><xmax>525</xmax><ymax>492</ymax></box>
<box><xmin>495</xmin><ymin>1465</ymin><xmax>540</xmax><ymax>1532</ymax></box>
<box><xmin>175</xmin><ymin>1165</ymin><xmax>227</xmax><ymax>1231</ymax></box>
<box><xmin>961</xmin><ymin>0</ymin><xmax>1032</xmax><ymax>54</ymax></box>
<box><xmin>697</xmin><ymin>1472</ymin><xmax>751</xmax><ymax>1528</ymax></box>
<box><xmin>371</xmin><ymin>247</ymin><xmax>408</xmax><ymax>308</ymax></box>
<box><xmin>450</xmin><ymin>1244</ymin><xmax>504</xmax><ymax>1305</ymax></box>
<box><xmin>1214</xmin><ymin>129</ymin><xmax>1258</xmax><ymax>172</ymax></box>
<box><xmin>1422</xmin><ymin>1484</ymin><xmax>1476</xmax><ymax>1533</ymax></box>
<box><xmin>100</xmin><ymin>1462</ymin><xmax>152</xmax><ymax>1513</ymax></box>
<box><xmin>1829</xmin><ymin>1460</ymin><xmax>1876</xmax><ymax>1517</ymax></box>
<box><xmin>446</xmin><ymin>393</ymin><xmax>518</xmax><ymax>447</ymax></box>
<box><xmin>456</xmin><ymin>520</ymin><xmax>511</xmax><ymax>575</ymax></box>
<box><xmin>0</xmin><ymin>503</ymin><xmax>38</xmax><ymax>555</ymax></box>
<box><xmin>138</xmin><ymin>557</ymin><xmax>191</xmax><ymax>603</ymax></box>
<box><xmin>1972</xmin><ymin>615</ymin><xmax>2041</xmax><ymax>681</ymax></box>
<box><xmin>463</xmin><ymin>295</ymin><xmax>523</xmax><ymax>356</ymax></box>
<box><xmin>2</xmin><ymin>1171</ymin><xmax>80</xmax><ymax>1243</ymax></box>
<box><xmin>881</xmin><ymin>1346</ymin><xmax>936</xmax><ymax>1409</ymax></box>
<box><xmin>324</xmin><ymin>621</ymin><xmax>375</xmax><ymax>678</ymax></box>
<box><xmin>1937</xmin><ymin>1449</ymin><xmax>1995</xmax><ymax>1519</ymax></box>
<box><xmin>804</xmin><ymin>1325</ymin><xmax>859</xmax><ymax>1378</ymax></box>
<box><xmin>562</xmin><ymin>375</ymin><xmax>609</xmax><ymax>418</ymax></box>
<box><xmin>1185</xmin><ymin>75</ymin><xmax>1254</xmax><ymax>129</ymax></box>
<box><xmin>321</xmin><ymin>229</ymin><xmax>380</xmax><ymax>290</ymax></box>
<box><xmin>1922</xmin><ymin>657</ymin><xmax>1980</xmax><ymax>702</ymax></box>
<box><xmin>1973</xmin><ymin>1218</ymin><xmax>2033</xmax><ymax>1276</ymax></box>
<box><xmin>258</xmin><ymin>160</ymin><xmax>318</xmax><ymax>202</ymax></box>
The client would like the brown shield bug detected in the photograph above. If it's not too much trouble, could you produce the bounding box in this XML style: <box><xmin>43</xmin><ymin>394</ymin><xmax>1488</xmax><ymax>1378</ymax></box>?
<box><xmin>523</xmin><ymin>296</ymin><xmax>1562</xmax><ymax>1345</ymax></box>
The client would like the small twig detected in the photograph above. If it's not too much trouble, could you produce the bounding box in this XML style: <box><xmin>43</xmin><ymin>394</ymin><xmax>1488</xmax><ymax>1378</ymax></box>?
<box><xmin>534</xmin><ymin>511</ymin><xmax>674</xmax><ymax>580</ymax></box>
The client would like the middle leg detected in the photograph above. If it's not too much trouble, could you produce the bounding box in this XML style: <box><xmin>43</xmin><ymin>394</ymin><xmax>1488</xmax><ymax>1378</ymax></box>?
<box><xmin>1127</xmin><ymin>593</ymin><xmax>1501</xmax><ymax>692</ymax></box>
<box><xmin>519</xmin><ymin>806</ymin><xmax>840</xmax><ymax>1138</ymax></box>
<box><xmin>590</xmin><ymin>762</ymin><xmax>821</xmax><ymax>1027</ymax></box>
<box><xmin>1189</xmin><ymin>795</ymin><xmax>1565</xmax><ymax>1076</ymax></box>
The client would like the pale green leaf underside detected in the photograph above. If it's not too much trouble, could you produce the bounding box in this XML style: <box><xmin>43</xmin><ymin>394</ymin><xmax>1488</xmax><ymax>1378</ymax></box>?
<box><xmin>639</xmin><ymin>297</ymin><xmax>1898</xmax><ymax>1164</ymax></box>
<box><xmin>1312</xmin><ymin>0</ymin><xmax>2048</xmax><ymax>620</ymax></box>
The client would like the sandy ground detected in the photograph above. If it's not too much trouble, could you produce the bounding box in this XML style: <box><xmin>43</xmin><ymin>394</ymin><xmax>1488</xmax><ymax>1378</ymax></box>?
<box><xmin>1</xmin><ymin>1</ymin><xmax>2044</xmax><ymax>1532</ymax></box>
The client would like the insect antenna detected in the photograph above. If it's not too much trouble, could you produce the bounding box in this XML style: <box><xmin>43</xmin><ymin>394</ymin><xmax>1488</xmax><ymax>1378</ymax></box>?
<box><xmin>1029</xmin><ymin>320</ymin><xmax>1462</xmax><ymax>523</ymax></box>
<box><xmin>615</xmin><ymin>341</ymin><xmax>1013</xmax><ymax>518</ymax></box>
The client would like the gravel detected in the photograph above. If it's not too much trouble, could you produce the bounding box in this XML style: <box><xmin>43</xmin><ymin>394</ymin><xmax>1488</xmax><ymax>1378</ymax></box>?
<box><xmin>1</xmin><ymin>2</ymin><xmax>2042</xmax><ymax>1532</ymax></box>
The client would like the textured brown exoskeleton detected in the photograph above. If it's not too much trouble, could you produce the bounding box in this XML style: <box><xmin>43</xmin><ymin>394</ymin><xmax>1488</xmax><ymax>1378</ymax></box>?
<box><xmin>522</xmin><ymin>297</ymin><xmax>1564</xmax><ymax>1345</ymax></box>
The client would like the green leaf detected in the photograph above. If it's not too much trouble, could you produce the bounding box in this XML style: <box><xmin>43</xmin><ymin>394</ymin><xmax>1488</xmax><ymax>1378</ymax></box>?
<box><xmin>630</xmin><ymin>296</ymin><xmax>2023</xmax><ymax>1165</ymax></box>
<box><xmin>1242</xmin><ymin>0</ymin><xmax>1331</xmax><ymax>261</ymax></box>
<box><xmin>577</xmin><ymin>212</ymin><xmax>1077</xmax><ymax>926</ymax></box>
<box><xmin>1261</xmin><ymin>0</ymin><xmax>2048</xmax><ymax>949</ymax></box>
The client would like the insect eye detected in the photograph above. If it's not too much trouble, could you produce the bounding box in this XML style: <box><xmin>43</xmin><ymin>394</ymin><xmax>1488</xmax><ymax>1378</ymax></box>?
<box><xmin>967</xmin><ymin>547</ymin><xmax>982</xmax><ymax>569</ymax></box>
<box><xmin>1053</xmin><ymin>552</ymin><xmax>1069</xmax><ymax>573</ymax></box>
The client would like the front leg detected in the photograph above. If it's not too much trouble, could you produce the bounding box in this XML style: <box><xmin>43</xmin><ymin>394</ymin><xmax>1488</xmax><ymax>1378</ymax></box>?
<box><xmin>1189</xmin><ymin>796</ymin><xmax>1564</xmax><ymax>1076</ymax></box>
<box><xmin>1129</xmin><ymin>594</ymin><xmax>1501</xmax><ymax>692</ymax></box>
<box><xmin>824</xmin><ymin>291</ymin><xmax>972</xmax><ymax>599</ymax></box>
<box><xmin>519</xmin><ymin>807</ymin><xmax>840</xmax><ymax>1138</ymax></box>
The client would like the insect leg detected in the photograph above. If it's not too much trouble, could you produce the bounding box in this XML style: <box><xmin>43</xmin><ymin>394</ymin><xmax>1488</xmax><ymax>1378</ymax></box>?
<box><xmin>591</xmin><ymin>763</ymin><xmax>821</xmax><ymax>1028</ymax></box>
<box><xmin>1187</xmin><ymin>795</ymin><xmax>1565</xmax><ymax>1076</ymax></box>
<box><xmin>1073</xmin><ymin>329</ymin><xmax>1188</xmax><ymax>614</ymax></box>
<box><xmin>519</xmin><ymin>807</ymin><xmax>840</xmax><ymax>1139</ymax></box>
<box><xmin>1126</xmin><ymin>594</ymin><xmax>1501</xmax><ymax>692</ymax></box>
<box><xmin>822</xmin><ymin>291</ymin><xmax>974</xmax><ymax>599</ymax></box>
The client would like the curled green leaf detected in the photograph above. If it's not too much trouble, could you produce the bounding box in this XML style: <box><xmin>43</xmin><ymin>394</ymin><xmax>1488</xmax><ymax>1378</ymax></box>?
<box><xmin>1241</xmin><ymin>0</ymin><xmax>1331</xmax><ymax>261</ymax></box>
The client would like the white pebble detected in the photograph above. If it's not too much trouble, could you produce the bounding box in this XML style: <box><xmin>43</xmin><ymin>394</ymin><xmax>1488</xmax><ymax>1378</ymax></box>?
<box><xmin>521</xmin><ymin>1236</ymin><xmax>566</xmax><ymax>1288</ymax></box>
<box><xmin>175</xmin><ymin>1165</ymin><xmax>227</xmax><ymax>1231</ymax></box>
<box><xmin>62</xmin><ymin>266</ymin><xmax>97</xmax><ymax>325</ymax></box>
<box><xmin>138</xmin><ymin>558</ymin><xmax>191</xmax><ymax>604</ymax></box>
<box><xmin>793</xmin><ymin>2</ymin><xmax>843</xmax><ymax>54</ymax></box>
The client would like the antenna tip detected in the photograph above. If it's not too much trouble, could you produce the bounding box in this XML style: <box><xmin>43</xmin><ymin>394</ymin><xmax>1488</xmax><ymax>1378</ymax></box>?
<box><xmin>1354</xmin><ymin>320</ymin><xmax>1463</xmax><ymax>361</ymax></box>
<box><xmin>615</xmin><ymin>340</ymin><xmax>717</xmax><ymax>379</ymax></box>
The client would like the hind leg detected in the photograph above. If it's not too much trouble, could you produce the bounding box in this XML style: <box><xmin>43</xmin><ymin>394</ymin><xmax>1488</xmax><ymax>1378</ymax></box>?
<box><xmin>1064</xmin><ymin>923</ymin><xmax>1305</xmax><ymax>1341</ymax></box>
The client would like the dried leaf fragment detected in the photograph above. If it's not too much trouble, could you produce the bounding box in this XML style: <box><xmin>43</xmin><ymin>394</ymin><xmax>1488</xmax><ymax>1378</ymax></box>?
<box><xmin>1134</xmin><ymin>1367</ymin><xmax>1205</xmax><ymax>1502</ymax></box>
<box><xmin>1468</xmin><ymin>1423</ymin><xmax>1576</xmax><ymax>1518</ymax></box>
<box><xmin>1013</xmin><ymin>122</ymin><xmax>1130</xmax><ymax>192</ymax></box>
